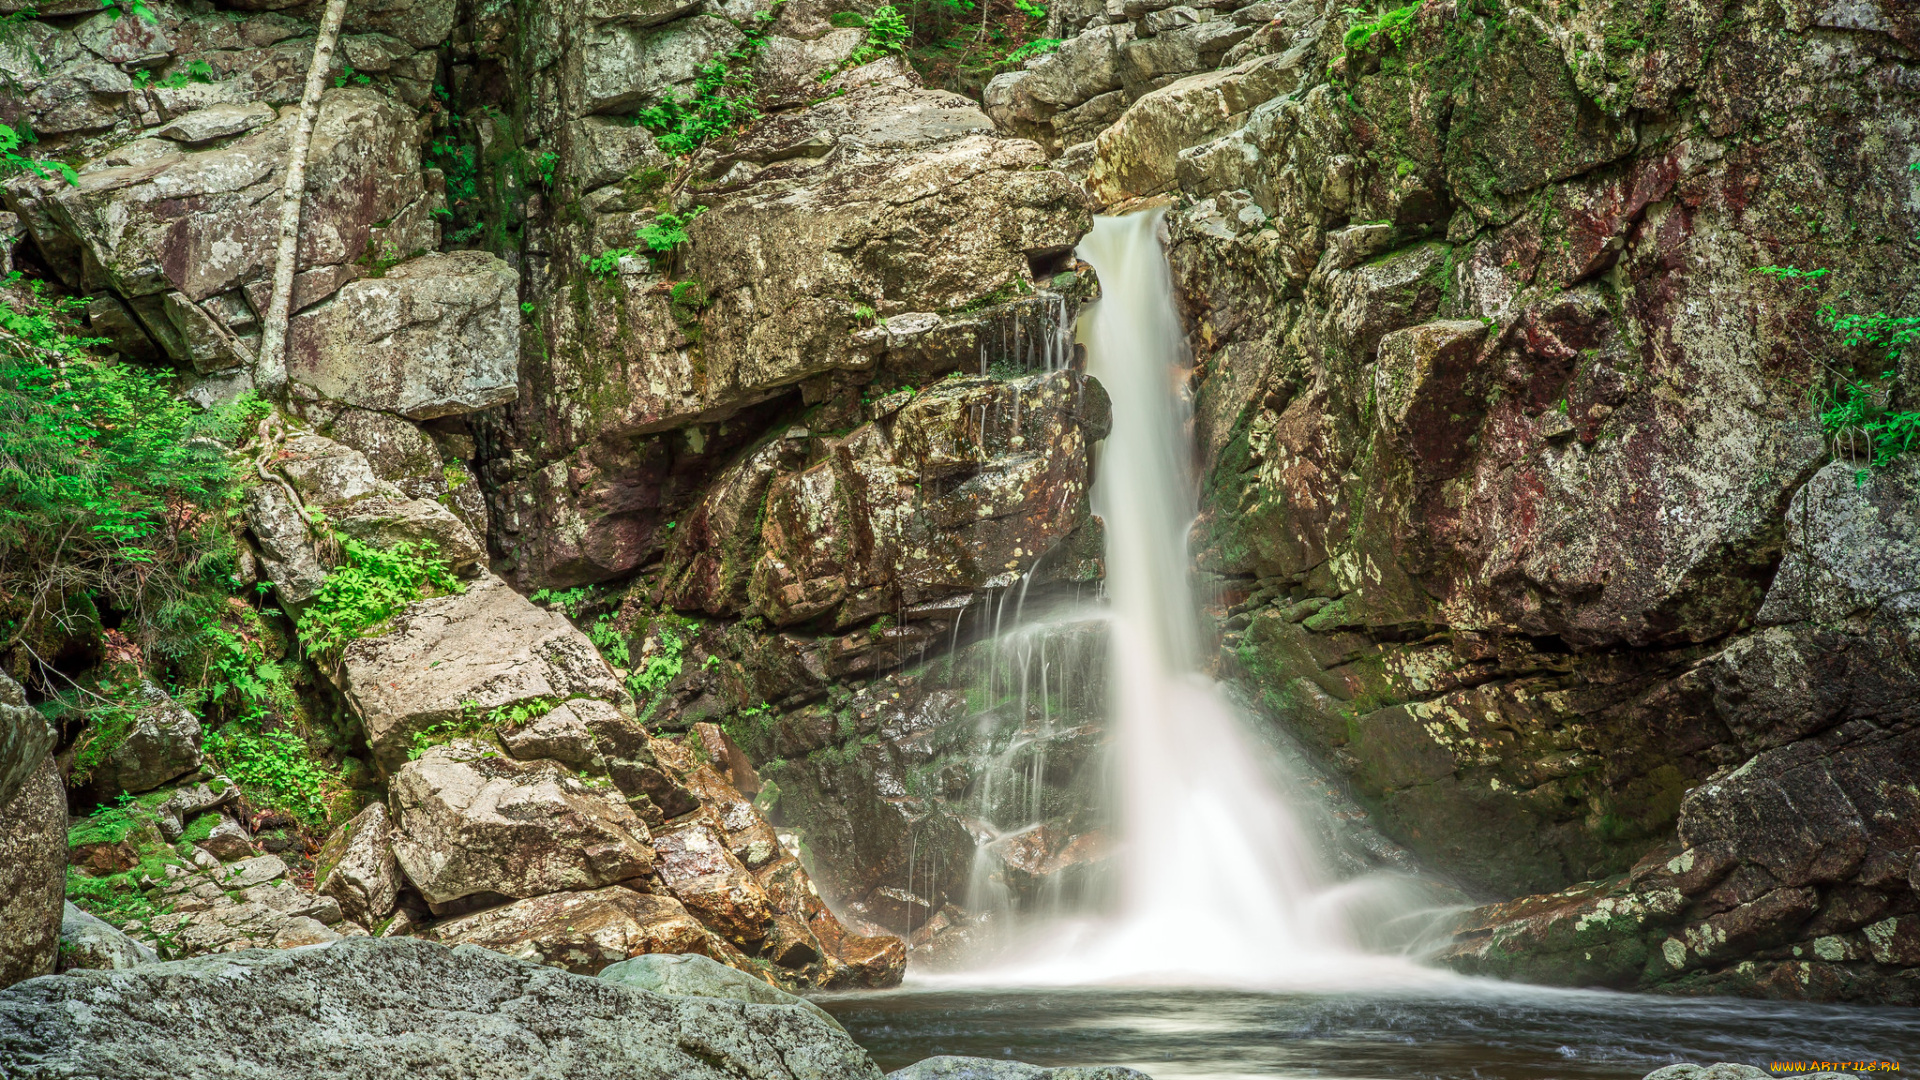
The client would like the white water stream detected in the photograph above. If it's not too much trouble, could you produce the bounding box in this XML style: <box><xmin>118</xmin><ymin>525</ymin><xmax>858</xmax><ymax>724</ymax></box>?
<box><xmin>939</xmin><ymin>211</ymin><xmax>1446</xmax><ymax>989</ymax></box>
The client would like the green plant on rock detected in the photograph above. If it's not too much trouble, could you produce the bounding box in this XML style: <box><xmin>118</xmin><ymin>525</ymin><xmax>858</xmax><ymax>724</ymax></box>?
<box><xmin>851</xmin><ymin>4</ymin><xmax>911</xmax><ymax>65</ymax></box>
<box><xmin>203</xmin><ymin>727</ymin><xmax>337</xmax><ymax>824</ymax></box>
<box><xmin>633</xmin><ymin>58</ymin><xmax>758</xmax><ymax>156</ymax></box>
<box><xmin>0</xmin><ymin>272</ymin><xmax>261</xmax><ymax>670</ymax></box>
<box><xmin>668</xmin><ymin>279</ymin><xmax>710</xmax><ymax>329</ymax></box>
<box><xmin>1003</xmin><ymin>37</ymin><xmax>1062</xmax><ymax>64</ymax></box>
<box><xmin>638</xmin><ymin>206</ymin><xmax>705</xmax><ymax>257</ymax></box>
<box><xmin>294</xmin><ymin>537</ymin><xmax>462</xmax><ymax>667</ymax></box>
<box><xmin>1343</xmin><ymin>4</ymin><xmax>1419</xmax><ymax>56</ymax></box>
<box><xmin>0</xmin><ymin>124</ymin><xmax>76</xmax><ymax>185</ymax></box>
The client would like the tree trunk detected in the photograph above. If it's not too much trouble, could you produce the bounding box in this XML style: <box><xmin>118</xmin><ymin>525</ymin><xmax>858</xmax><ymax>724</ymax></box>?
<box><xmin>253</xmin><ymin>0</ymin><xmax>351</xmax><ymax>398</ymax></box>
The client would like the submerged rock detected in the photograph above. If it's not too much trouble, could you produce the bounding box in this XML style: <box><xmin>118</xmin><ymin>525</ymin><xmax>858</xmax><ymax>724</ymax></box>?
<box><xmin>600</xmin><ymin>951</ymin><xmax>840</xmax><ymax>1028</ymax></box>
<box><xmin>0</xmin><ymin>937</ymin><xmax>884</xmax><ymax>1080</ymax></box>
<box><xmin>885</xmin><ymin>1058</ymin><xmax>1153</xmax><ymax>1080</ymax></box>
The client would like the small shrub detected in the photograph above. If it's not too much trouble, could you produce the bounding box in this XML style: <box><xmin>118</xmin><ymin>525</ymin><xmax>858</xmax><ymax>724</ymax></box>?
<box><xmin>294</xmin><ymin>538</ymin><xmax>462</xmax><ymax>667</ymax></box>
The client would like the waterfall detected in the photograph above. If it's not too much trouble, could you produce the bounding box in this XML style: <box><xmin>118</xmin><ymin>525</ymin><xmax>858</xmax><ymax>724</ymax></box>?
<box><xmin>943</xmin><ymin>210</ymin><xmax>1443</xmax><ymax>989</ymax></box>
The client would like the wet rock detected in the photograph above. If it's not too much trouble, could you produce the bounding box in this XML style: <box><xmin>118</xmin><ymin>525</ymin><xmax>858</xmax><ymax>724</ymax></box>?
<box><xmin>427</xmin><ymin>886</ymin><xmax>716</xmax><ymax>973</ymax></box>
<box><xmin>340</xmin><ymin>575</ymin><xmax>628</xmax><ymax>773</ymax></box>
<box><xmin>315</xmin><ymin>802</ymin><xmax>403</xmax><ymax>927</ymax></box>
<box><xmin>0</xmin><ymin>759</ymin><xmax>65</xmax><ymax>989</ymax></box>
<box><xmin>651</xmin><ymin>815</ymin><xmax>776</xmax><ymax>945</ymax></box>
<box><xmin>82</xmin><ymin>681</ymin><xmax>202</xmax><ymax>797</ymax></box>
<box><xmin>600</xmin><ymin>951</ymin><xmax>839</xmax><ymax>1027</ymax></box>
<box><xmin>0</xmin><ymin>937</ymin><xmax>884</xmax><ymax>1080</ymax></box>
<box><xmin>287</xmin><ymin>251</ymin><xmax>518</xmax><ymax>420</ymax></box>
<box><xmin>0</xmin><ymin>672</ymin><xmax>54</xmax><ymax>811</ymax></box>
<box><xmin>1642</xmin><ymin>1068</ymin><xmax>1773</xmax><ymax>1080</ymax></box>
<box><xmin>749</xmin><ymin>370</ymin><xmax>1108</xmax><ymax>627</ymax></box>
<box><xmin>56</xmin><ymin>903</ymin><xmax>157</xmax><ymax>972</ymax></box>
<box><xmin>388</xmin><ymin>741</ymin><xmax>654</xmax><ymax>910</ymax></box>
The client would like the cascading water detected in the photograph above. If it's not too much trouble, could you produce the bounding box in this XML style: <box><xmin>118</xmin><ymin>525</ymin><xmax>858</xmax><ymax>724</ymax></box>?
<box><xmin>944</xmin><ymin>210</ymin><xmax>1445</xmax><ymax>989</ymax></box>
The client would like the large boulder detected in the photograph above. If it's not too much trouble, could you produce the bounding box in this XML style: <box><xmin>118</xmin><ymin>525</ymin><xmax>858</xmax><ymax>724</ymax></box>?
<box><xmin>314</xmin><ymin>802</ymin><xmax>404</xmax><ymax>928</ymax></box>
<box><xmin>0</xmin><ymin>937</ymin><xmax>885</xmax><ymax>1079</ymax></box>
<box><xmin>387</xmin><ymin>741</ymin><xmax>655</xmax><ymax>911</ymax></box>
<box><xmin>495</xmin><ymin>76</ymin><xmax>1093</xmax><ymax>586</ymax></box>
<box><xmin>427</xmin><ymin>886</ymin><xmax>717</xmax><ymax>973</ymax></box>
<box><xmin>0</xmin><ymin>759</ymin><xmax>66</xmax><ymax>989</ymax></box>
<box><xmin>22</xmin><ymin>87</ymin><xmax>428</xmax><ymax>308</ymax></box>
<box><xmin>340</xmin><ymin>575</ymin><xmax>629</xmax><ymax>773</ymax></box>
<box><xmin>80</xmin><ymin>681</ymin><xmax>203</xmax><ymax>796</ymax></box>
<box><xmin>286</xmin><ymin>251</ymin><xmax>520</xmax><ymax>419</ymax></box>
<box><xmin>0</xmin><ymin>672</ymin><xmax>54</xmax><ymax>811</ymax></box>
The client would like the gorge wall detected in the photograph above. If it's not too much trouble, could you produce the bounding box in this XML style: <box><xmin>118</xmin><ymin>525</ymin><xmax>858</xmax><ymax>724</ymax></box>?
<box><xmin>1</xmin><ymin>0</ymin><xmax>1916</xmax><ymax>1007</ymax></box>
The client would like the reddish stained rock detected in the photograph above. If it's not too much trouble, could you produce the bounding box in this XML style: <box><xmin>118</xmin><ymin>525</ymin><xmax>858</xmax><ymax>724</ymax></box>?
<box><xmin>427</xmin><ymin>887</ymin><xmax>720</xmax><ymax>975</ymax></box>
<box><xmin>750</xmin><ymin>369</ymin><xmax>1109</xmax><ymax>627</ymax></box>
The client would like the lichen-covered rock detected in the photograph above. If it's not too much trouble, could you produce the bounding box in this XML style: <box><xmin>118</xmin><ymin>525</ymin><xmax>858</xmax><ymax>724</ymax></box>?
<box><xmin>427</xmin><ymin>886</ymin><xmax>717</xmax><ymax>973</ymax></box>
<box><xmin>82</xmin><ymin>681</ymin><xmax>202</xmax><ymax>796</ymax></box>
<box><xmin>887</xmin><ymin>1059</ymin><xmax>1152</xmax><ymax>1080</ymax></box>
<box><xmin>387</xmin><ymin>741</ymin><xmax>655</xmax><ymax>910</ymax></box>
<box><xmin>0</xmin><ymin>759</ymin><xmax>66</xmax><ymax>989</ymax></box>
<box><xmin>491</xmin><ymin>73</ymin><xmax>1092</xmax><ymax>587</ymax></box>
<box><xmin>287</xmin><ymin>251</ymin><xmax>519</xmax><ymax>419</ymax></box>
<box><xmin>0</xmin><ymin>937</ymin><xmax>886</xmax><ymax>1080</ymax></box>
<box><xmin>18</xmin><ymin>87</ymin><xmax>427</xmax><ymax>307</ymax></box>
<box><xmin>340</xmin><ymin>575</ymin><xmax>628</xmax><ymax>773</ymax></box>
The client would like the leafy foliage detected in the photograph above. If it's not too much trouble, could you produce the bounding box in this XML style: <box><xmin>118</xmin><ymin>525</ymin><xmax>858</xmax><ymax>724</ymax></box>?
<box><xmin>849</xmin><ymin>4</ymin><xmax>912</xmax><ymax>65</ymax></box>
<box><xmin>1003</xmin><ymin>36</ymin><xmax>1062</xmax><ymax>63</ymax></box>
<box><xmin>204</xmin><ymin>727</ymin><xmax>337</xmax><ymax>823</ymax></box>
<box><xmin>0</xmin><ymin>274</ymin><xmax>260</xmax><ymax>662</ymax></box>
<box><xmin>634</xmin><ymin>57</ymin><xmax>759</xmax><ymax>156</ymax></box>
<box><xmin>294</xmin><ymin>538</ymin><xmax>462</xmax><ymax>667</ymax></box>
<box><xmin>0</xmin><ymin>124</ymin><xmax>77</xmax><ymax>186</ymax></box>
<box><xmin>1343</xmin><ymin>4</ymin><xmax>1419</xmax><ymax>54</ymax></box>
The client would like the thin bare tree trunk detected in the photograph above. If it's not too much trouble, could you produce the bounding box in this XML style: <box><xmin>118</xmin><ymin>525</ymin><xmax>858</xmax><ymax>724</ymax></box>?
<box><xmin>254</xmin><ymin>0</ymin><xmax>350</xmax><ymax>397</ymax></box>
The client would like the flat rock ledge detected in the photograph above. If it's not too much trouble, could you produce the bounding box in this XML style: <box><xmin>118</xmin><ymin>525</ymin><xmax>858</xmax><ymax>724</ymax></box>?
<box><xmin>0</xmin><ymin>936</ymin><xmax>879</xmax><ymax>1080</ymax></box>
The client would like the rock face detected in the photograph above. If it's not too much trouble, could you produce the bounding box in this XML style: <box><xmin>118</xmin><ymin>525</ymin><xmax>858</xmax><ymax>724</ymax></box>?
<box><xmin>1071</xmin><ymin>0</ymin><xmax>1920</xmax><ymax>1002</ymax></box>
<box><xmin>0</xmin><ymin>760</ymin><xmax>66</xmax><ymax>989</ymax></box>
<box><xmin>0</xmin><ymin>937</ymin><xmax>885</xmax><ymax>1080</ymax></box>
<box><xmin>287</xmin><ymin>251</ymin><xmax>520</xmax><ymax>419</ymax></box>
<box><xmin>491</xmin><ymin>66</ymin><xmax>1095</xmax><ymax>587</ymax></box>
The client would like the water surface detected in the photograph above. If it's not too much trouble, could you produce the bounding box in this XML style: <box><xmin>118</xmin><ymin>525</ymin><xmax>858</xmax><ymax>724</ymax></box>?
<box><xmin>821</xmin><ymin>985</ymin><xmax>1920</xmax><ymax>1080</ymax></box>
